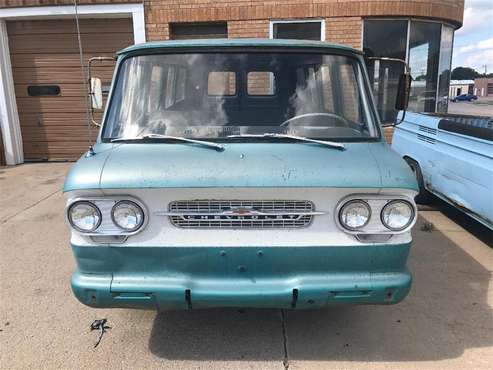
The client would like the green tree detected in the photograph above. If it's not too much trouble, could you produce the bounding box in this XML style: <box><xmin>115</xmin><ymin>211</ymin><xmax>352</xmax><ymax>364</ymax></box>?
<box><xmin>451</xmin><ymin>67</ymin><xmax>480</xmax><ymax>80</ymax></box>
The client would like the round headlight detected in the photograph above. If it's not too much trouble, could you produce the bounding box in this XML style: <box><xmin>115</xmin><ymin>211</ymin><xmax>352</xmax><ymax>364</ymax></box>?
<box><xmin>381</xmin><ymin>200</ymin><xmax>414</xmax><ymax>231</ymax></box>
<box><xmin>111</xmin><ymin>200</ymin><xmax>144</xmax><ymax>232</ymax></box>
<box><xmin>68</xmin><ymin>201</ymin><xmax>101</xmax><ymax>233</ymax></box>
<box><xmin>339</xmin><ymin>200</ymin><xmax>371</xmax><ymax>230</ymax></box>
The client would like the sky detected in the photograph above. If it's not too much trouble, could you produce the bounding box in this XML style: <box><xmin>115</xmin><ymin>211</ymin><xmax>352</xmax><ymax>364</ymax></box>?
<box><xmin>452</xmin><ymin>0</ymin><xmax>493</xmax><ymax>74</ymax></box>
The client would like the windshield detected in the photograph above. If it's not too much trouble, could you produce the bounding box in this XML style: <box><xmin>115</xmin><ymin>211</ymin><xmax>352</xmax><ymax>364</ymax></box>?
<box><xmin>103</xmin><ymin>52</ymin><xmax>378</xmax><ymax>141</ymax></box>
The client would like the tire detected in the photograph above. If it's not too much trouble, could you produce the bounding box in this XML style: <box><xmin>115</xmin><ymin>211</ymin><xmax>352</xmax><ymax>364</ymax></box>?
<box><xmin>404</xmin><ymin>157</ymin><xmax>432</xmax><ymax>204</ymax></box>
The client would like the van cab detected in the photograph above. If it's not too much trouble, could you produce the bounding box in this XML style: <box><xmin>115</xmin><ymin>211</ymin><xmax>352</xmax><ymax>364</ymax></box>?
<box><xmin>64</xmin><ymin>39</ymin><xmax>418</xmax><ymax>310</ymax></box>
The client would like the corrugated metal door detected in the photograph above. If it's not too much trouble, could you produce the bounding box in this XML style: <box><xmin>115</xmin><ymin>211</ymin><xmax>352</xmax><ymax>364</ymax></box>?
<box><xmin>7</xmin><ymin>18</ymin><xmax>133</xmax><ymax>161</ymax></box>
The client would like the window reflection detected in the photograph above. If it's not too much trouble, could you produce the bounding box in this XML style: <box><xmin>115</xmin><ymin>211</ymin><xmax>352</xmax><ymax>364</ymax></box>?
<box><xmin>363</xmin><ymin>19</ymin><xmax>455</xmax><ymax>119</ymax></box>
<box><xmin>408</xmin><ymin>21</ymin><xmax>441</xmax><ymax>113</ymax></box>
<box><xmin>363</xmin><ymin>20</ymin><xmax>408</xmax><ymax>123</ymax></box>
<box><xmin>437</xmin><ymin>26</ymin><xmax>454</xmax><ymax>113</ymax></box>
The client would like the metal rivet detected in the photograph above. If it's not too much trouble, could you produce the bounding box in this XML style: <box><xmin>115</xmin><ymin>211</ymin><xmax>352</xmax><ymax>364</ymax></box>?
<box><xmin>239</xmin><ymin>154</ymin><xmax>245</xmax><ymax>159</ymax></box>
<box><xmin>220</xmin><ymin>250</ymin><xmax>226</xmax><ymax>256</ymax></box>
<box><xmin>257</xmin><ymin>250</ymin><xmax>263</xmax><ymax>257</ymax></box>
<box><xmin>237</xmin><ymin>265</ymin><xmax>246</xmax><ymax>272</ymax></box>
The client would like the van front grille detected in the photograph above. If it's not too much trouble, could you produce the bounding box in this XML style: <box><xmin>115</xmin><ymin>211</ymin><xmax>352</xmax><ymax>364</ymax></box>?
<box><xmin>167</xmin><ymin>200</ymin><xmax>318</xmax><ymax>229</ymax></box>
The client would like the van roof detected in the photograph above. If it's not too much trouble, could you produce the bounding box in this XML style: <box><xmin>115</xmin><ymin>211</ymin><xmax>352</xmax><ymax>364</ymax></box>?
<box><xmin>117</xmin><ymin>38</ymin><xmax>362</xmax><ymax>55</ymax></box>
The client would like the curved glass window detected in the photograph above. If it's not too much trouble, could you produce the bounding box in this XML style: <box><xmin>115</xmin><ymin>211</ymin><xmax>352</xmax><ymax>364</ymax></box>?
<box><xmin>437</xmin><ymin>25</ymin><xmax>454</xmax><ymax>113</ymax></box>
<box><xmin>363</xmin><ymin>20</ymin><xmax>408</xmax><ymax>123</ymax></box>
<box><xmin>408</xmin><ymin>21</ymin><xmax>441</xmax><ymax>112</ymax></box>
<box><xmin>364</xmin><ymin>19</ymin><xmax>455</xmax><ymax>122</ymax></box>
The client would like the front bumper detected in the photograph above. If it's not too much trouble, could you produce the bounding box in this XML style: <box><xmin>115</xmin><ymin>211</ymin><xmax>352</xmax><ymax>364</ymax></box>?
<box><xmin>71</xmin><ymin>244</ymin><xmax>412</xmax><ymax>310</ymax></box>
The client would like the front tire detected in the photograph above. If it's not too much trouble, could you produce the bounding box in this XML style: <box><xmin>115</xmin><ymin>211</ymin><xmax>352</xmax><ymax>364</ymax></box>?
<box><xmin>404</xmin><ymin>157</ymin><xmax>432</xmax><ymax>204</ymax></box>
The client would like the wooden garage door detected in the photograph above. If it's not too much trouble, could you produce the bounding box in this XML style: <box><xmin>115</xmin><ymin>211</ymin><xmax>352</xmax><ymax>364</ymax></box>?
<box><xmin>7</xmin><ymin>18</ymin><xmax>133</xmax><ymax>161</ymax></box>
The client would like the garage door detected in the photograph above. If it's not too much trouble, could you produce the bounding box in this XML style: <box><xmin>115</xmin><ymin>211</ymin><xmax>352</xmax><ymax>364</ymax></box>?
<box><xmin>7</xmin><ymin>18</ymin><xmax>133</xmax><ymax>161</ymax></box>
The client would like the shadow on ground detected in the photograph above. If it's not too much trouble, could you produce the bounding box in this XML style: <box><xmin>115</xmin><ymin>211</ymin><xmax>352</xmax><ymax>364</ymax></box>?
<box><xmin>148</xmin><ymin>217</ymin><xmax>492</xmax><ymax>362</ymax></box>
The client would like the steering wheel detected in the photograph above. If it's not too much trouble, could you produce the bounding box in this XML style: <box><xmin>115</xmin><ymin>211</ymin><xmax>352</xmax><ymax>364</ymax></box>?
<box><xmin>280</xmin><ymin>112</ymin><xmax>349</xmax><ymax>127</ymax></box>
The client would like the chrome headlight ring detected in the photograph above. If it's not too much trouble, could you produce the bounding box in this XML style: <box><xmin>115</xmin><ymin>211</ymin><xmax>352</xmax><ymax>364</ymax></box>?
<box><xmin>66</xmin><ymin>196</ymin><xmax>148</xmax><ymax>236</ymax></box>
<box><xmin>338</xmin><ymin>199</ymin><xmax>372</xmax><ymax>231</ymax></box>
<box><xmin>67</xmin><ymin>201</ymin><xmax>102</xmax><ymax>233</ymax></box>
<box><xmin>335</xmin><ymin>194</ymin><xmax>417</xmax><ymax>235</ymax></box>
<box><xmin>111</xmin><ymin>200</ymin><xmax>145</xmax><ymax>232</ymax></box>
<box><xmin>380</xmin><ymin>199</ymin><xmax>415</xmax><ymax>231</ymax></box>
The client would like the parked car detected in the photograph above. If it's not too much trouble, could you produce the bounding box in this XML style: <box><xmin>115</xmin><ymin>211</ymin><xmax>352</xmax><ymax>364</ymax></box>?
<box><xmin>392</xmin><ymin>112</ymin><xmax>493</xmax><ymax>230</ymax></box>
<box><xmin>450</xmin><ymin>94</ymin><xmax>478</xmax><ymax>102</ymax></box>
<box><xmin>64</xmin><ymin>39</ymin><xmax>418</xmax><ymax>310</ymax></box>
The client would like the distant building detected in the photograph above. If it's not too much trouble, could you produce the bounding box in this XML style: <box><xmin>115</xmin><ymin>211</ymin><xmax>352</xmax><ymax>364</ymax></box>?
<box><xmin>449</xmin><ymin>80</ymin><xmax>474</xmax><ymax>97</ymax></box>
<box><xmin>474</xmin><ymin>78</ymin><xmax>493</xmax><ymax>98</ymax></box>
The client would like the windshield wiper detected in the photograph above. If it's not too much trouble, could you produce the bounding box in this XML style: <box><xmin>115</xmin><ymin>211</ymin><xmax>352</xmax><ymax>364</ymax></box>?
<box><xmin>227</xmin><ymin>133</ymin><xmax>345</xmax><ymax>150</ymax></box>
<box><xmin>111</xmin><ymin>134</ymin><xmax>224</xmax><ymax>151</ymax></box>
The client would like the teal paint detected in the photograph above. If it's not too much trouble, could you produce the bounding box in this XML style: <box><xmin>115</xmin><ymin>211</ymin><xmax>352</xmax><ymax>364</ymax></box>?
<box><xmin>65</xmin><ymin>40</ymin><xmax>417</xmax><ymax>310</ymax></box>
<box><xmin>117</xmin><ymin>38</ymin><xmax>362</xmax><ymax>56</ymax></box>
<box><xmin>64</xmin><ymin>142</ymin><xmax>417</xmax><ymax>191</ymax></box>
<box><xmin>71</xmin><ymin>244</ymin><xmax>411</xmax><ymax>309</ymax></box>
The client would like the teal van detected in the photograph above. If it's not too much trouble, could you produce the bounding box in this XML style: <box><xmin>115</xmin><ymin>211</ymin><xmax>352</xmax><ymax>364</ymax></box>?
<box><xmin>64</xmin><ymin>39</ymin><xmax>418</xmax><ymax>310</ymax></box>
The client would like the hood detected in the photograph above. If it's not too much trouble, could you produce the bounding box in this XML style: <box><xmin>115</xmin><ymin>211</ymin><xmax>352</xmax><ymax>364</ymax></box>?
<box><xmin>64</xmin><ymin>141</ymin><xmax>417</xmax><ymax>191</ymax></box>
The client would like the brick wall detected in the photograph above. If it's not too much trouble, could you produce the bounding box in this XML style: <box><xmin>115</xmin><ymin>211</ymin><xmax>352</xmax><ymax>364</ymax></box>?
<box><xmin>474</xmin><ymin>78</ymin><xmax>493</xmax><ymax>97</ymax></box>
<box><xmin>325</xmin><ymin>17</ymin><xmax>362</xmax><ymax>49</ymax></box>
<box><xmin>228</xmin><ymin>20</ymin><xmax>269</xmax><ymax>39</ymax></box>
<box><xmin>2</xmin><ymin>1</ymin><xmax>464</xmax><ymax>48</ymax></box>
<box><xmin>0</xmin><ymin>0</ymin><xmax>135</xmax><ymax>7</ymax></box>
<box><xmin>142</xmin><ymin>0</ymin><xmax>464</xmax><ymax>43</ymax></box>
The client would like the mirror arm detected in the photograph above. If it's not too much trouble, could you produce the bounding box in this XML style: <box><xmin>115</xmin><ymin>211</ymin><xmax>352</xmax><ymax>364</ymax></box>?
<box><xmin>88</xmin><ymin>57</ymin><xmax>115</xmax><ymax>127</ymax></box>
<box><xmin>366</xmin><ymin>57</ymin><xmax>410</xmax><ymax>74</ymax></box>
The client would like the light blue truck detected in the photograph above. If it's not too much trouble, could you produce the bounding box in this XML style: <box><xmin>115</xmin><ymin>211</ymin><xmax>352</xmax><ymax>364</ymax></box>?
<box><xmin>392</xmin><ymin>111</ymin><xmax>493</xmax><ymax>230</ymax></box>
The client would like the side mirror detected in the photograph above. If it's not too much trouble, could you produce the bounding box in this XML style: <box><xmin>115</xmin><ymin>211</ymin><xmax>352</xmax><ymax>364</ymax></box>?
<box><xmin>365</xmin><ymin>56</ymin><xmax>411</xmax><ymax>126</ymax></box>
<box><xmin>88</xmin><ymin>56</ymin><xmax>115</xmax><ymax>127</ymax></box>
<box><xmin>90</xmin><ymin>77</ymin><xmax>103</xmax><ymax>110</ymax></box>
<box><xmin>395</xmin><ymin>72</ymin><xmax>411</xmax><ymax>111</ymax></box>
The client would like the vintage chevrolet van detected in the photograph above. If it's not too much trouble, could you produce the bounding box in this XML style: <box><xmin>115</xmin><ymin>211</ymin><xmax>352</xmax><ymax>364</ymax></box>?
<box><xmin>64</xmin><ymin>39</ymin><xmax>418</xmax><ymax>310</ymax></box>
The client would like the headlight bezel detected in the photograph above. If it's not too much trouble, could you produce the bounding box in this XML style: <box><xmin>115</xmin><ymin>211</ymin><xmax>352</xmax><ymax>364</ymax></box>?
<box><xmin>66</xmin><ymin>196</ymin><xmax>148</xmax><ymax>236</ymax></box>
<box><xmin>111</xmin><ymin>200</ymin><xmax>145</xmax><ymax>232</ymax></box>
<box><xmin>335</xmin><ymin>194</ymin><xmax>417</xmax><ymax>235</ymax></box>
<box><xmin>67</xmin><ymin>201</ymin><xmax>102</xmax><ymax>233</ymax></box>
<box><xmin>380</xmin><ymin>199</ymin><xmax>415</xmax><ymax>231</ymax></box>
<box><xmin>338</xmin><ymin>199</ymin><xmax>372</xmax><ymax>231</ymax></box>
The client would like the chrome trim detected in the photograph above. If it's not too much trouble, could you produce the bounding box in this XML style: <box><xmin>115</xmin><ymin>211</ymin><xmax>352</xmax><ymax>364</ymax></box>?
<box><xmin>157</xmin><ymin>210</ymin><xmax>326</xmax><ymax>216</ymax></box>
<box><xmin>166</xmin><ymin>200</ymin><xmax>320</xmax><ymax>229</ymax></box>
<box><xmin>380</xmin><ymin>199</ymin><xmax>415</xmax><ymax>231</ymax></box>
<box><xmin>65</xmin><ymin>196</ymin><xmax>148</xmax><ymax>236</ymax></box>
<box><xmin>111</xmin><ymin>200</ymin><xmax>146</xmax><ymax>232</ymax></box>
<box><xmin>338</xmin><ymin>199</ymin><xmax>372</xmax><ymax>231</ymax></box>
<box><xmin>335</xmin><ymin>194</ymin><xmax>417</xmax><ymax>235</ymax></box>
<box><xmin>67</xmin><ymin>201</ymin><xmax>102</xmax><ymax>233</ymax></box>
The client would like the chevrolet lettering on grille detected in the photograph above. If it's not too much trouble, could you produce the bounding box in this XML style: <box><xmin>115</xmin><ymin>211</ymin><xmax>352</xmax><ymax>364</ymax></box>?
<box><xmin>161</xmin><ymin>200</ymin><xmax>325</xmax><ymax>229</ymax></box>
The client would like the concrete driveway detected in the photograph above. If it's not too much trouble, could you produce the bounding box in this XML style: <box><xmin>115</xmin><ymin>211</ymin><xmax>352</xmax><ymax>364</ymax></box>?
<box><xmin>1</xmin><ymin>163</ymin><xmax>492</xmax><ymax>369</ymax></box>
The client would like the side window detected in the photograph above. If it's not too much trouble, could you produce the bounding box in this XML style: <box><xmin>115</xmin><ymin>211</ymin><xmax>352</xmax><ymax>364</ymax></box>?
<box><xmin>176</xmin><ymin>68</ymin><xmax>187</xmax><ymax>103</ymax></box>
<box><xmin>165</xmin><ymin>67</ymin><xmax>177</xmax><ymax>108</ymax></box>
<box><xmin>159</xmin><ymin>66</ymin><xmax>188</xmax><ymax>109</ymax></box>
<box><xmin>293</xmin><ymin>67</ymin><xmax>319</xmax><ymax>114</ymax></box>
<box><xmin>320</xmin><ymin>66</ymin><xmax>334</xmax><ymax>112</ymax></box>
<box><xmin>148</xmin><ymin>65</ymin><xmax>164</xmax><ymax>113</ymax></box>
<box><xmin>208</xmin><ymin>71</ymin><xmax>236</xmax><ymax>96</ymax></box>
<box><xmin>247</xmin><ymin>71</ymin><xmax>275</xmax><ymax>96</ymax></box>
<box><xmin>338</xmin><ymin>64</ymin><xmax>360</xmax><ymax>122</ymax></box>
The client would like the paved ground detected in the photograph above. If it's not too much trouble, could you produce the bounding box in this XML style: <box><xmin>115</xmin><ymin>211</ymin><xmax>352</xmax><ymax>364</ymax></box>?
<box><xmin>1</xmin><ymin>163</ymin><xmax>492</xmax><ymax>370</ymax></box>
<box><xmin>447</xmin><ymin>100</ymin><xmax>493</xmax><ymax>116</ymax></box>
